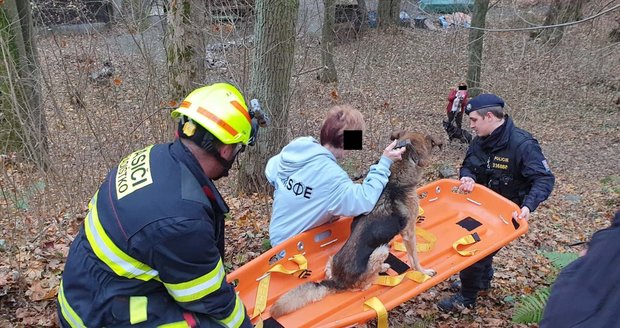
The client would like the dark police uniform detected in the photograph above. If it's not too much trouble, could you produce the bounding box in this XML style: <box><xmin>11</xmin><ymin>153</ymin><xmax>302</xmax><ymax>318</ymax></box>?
<box><xmin>541</xmin><ymin>211</ymin><xmax>620</xmax><ymax>328</ymax></box>
<box><xmin>57</xmin><ymin>139</ymin><xmax>251</xmax><ymax>328</ymax></box>
<box><xmin>458</xmin><ymin>115</ymin><xmax>555</xmax><ymax>301</ymax></box>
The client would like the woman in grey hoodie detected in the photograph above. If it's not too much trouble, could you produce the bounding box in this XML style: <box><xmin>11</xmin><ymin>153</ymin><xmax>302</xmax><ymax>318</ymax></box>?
<box><xmin>265</xmin><ymin>104</ymin><xmax>405</xmax><ymax>246</ymax></box>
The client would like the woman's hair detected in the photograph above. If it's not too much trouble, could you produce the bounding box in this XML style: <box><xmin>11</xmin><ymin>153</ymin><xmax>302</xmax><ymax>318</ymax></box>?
<box><xmin>320</xmin><ymin>104</ymin><xmax>365</xmax><ymax>148</ymax></box>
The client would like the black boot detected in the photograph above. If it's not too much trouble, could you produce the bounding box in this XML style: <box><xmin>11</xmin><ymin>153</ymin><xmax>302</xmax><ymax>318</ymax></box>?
<box><xmin>437</xmin><ymin>293</ymin><xmax>476</xmax><ymax>312</ymax></box>
<box><xmin>449</xmin><ymin>279</ymin><xmax>491</xmax><ymax>296</ymax></box>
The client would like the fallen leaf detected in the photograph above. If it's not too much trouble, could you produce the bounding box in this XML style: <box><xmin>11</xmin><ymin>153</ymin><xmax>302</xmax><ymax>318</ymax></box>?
<box><xmin>31</xmin><ymin>284</ymin><xmax>58</xmax><ymax>302</ymax></box>
<box><xmin>330</xmin><ymin>89</ymin><xmax>339</xmax><ymax>100</ymax></box>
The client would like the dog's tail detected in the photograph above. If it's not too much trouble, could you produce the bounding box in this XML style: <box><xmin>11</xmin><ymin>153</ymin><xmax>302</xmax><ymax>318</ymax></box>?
<box><xmin>269</xmin><ymin>279</ymin><xmax>339</xmax><ymax>318</ymax></box>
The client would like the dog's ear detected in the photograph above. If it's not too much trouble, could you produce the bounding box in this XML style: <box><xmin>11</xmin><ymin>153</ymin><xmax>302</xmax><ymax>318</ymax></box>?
<box><xmin>425</xmin><ymin>134</ymin><xmax>443</xmax><ymax>151</ymax></box>
<box><xmin>390</xmin><ymin>130</ymin><xmax>406</xmax><ymax>140</ymax></box>
<box><xmin>408</xmin><ymin>136</ymin><xmax>432</xmax><ymax>167</ymax></box>
<box><xmin>408</xmin><ymin>143</ymin><xmax>432</xmax><ymax>167</ymax></box>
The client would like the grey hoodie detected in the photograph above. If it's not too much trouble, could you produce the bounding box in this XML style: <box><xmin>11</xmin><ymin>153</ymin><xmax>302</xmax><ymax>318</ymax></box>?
<box><xmin>265</xmin><ymin>136</ymin><xmax>393</xmax><ymax>246</ymax></box>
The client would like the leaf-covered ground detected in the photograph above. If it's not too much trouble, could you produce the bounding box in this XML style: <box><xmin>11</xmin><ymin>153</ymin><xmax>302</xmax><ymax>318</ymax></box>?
<box><xmin>1</xmin><ymin>1</ymin><xmax>619</xmax><ymax>327</ymax></box>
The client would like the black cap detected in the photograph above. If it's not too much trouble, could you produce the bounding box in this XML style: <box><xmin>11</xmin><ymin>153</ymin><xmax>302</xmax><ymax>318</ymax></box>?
<box><xmin>465</xmin><ymin>93</ymin><xmax>505</xmax><ymax>115</ymax></box>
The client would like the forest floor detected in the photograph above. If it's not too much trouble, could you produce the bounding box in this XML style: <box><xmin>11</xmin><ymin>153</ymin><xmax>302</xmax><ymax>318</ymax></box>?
<box><xmin>1</xmin><ymin>0</ymin><xmax>619</xmax><ymax>327</ymax></box>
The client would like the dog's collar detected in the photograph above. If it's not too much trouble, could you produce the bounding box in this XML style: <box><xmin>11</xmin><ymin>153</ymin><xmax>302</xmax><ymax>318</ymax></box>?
<box><xmin>394</xmin><ymin>139</ymin><xmax>411</xmax><ymax>149</ymax></box>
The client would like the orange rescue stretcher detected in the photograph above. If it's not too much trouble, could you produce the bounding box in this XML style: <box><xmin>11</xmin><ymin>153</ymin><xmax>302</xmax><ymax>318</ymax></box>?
<box><xmin>227</xmin><ymin>179</ymin><xmax>528</xmax><ymax>327</ymax></box>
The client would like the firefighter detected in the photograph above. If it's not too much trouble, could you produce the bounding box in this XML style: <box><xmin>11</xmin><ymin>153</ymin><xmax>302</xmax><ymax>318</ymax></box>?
<box><xmin>57</xmin><ymin>83</ymin><xmax>260</xmax><ymax>327</ymax></box>
<box><xmin>438</xmin><ymin>93</ymin><xmax>555</xmax><ymax>312</ymax></box>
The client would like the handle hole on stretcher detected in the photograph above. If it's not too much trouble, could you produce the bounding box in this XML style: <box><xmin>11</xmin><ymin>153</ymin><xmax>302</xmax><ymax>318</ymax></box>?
<box><xmin>419</xmin><ymin>192</ymin><xmax>428</xmax><ymax>199</ymax></box>
<box><xmin>512</xmin><ymin>217</ymin><xmax>520</xmax><ymax>230</ymax></box>
<box><xmin>231</xmin><ymin>278</ymin><xmax>239</xmax><ymax>287</ymax></box>
<box><xmin>269</xmin><ymin>250</ymin><xmax>287</xmax><ymax>265</ymax></box>
<box><xmin>314</xmin><ymin>229</ymin><xmax>332</xmax><ymax>243</ymax></box>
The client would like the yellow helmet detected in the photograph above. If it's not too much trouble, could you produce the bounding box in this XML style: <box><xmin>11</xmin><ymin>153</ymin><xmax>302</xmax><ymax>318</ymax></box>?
<box><xmin>171</xmin><ymin>83</ymin><xmax>253</xmax><ymax>145</ymax></box>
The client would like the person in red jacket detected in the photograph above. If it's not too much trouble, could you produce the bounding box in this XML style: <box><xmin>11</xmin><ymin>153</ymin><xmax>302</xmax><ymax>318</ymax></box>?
<box><xmin>446</xmin><ymin>83</ymin><xmax>469</xmax><ymax>129</ymax></box>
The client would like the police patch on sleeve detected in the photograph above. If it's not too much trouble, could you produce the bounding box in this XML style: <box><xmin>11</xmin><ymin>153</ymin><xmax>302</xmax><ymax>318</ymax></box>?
<box><xmin>542</xmin><ymin>159</ymin><xmax>551</xmax><ymax>172</ymax></box>
<box><xmin>116</xmin><ymin>145</ymin><xmax>154</xmax><ymax>199</ymax></box>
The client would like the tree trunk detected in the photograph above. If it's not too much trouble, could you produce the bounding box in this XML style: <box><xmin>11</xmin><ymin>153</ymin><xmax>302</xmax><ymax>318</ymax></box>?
<box><xmin>357</xmin><ymin>0</ymin><xmax>367</xmax><ymax>30</ymax></box>
<box><xmin>534</xmin><ymin>0</ymin><xmax>586</xmax><ymax>46</ymax></box>
<box><xmin>466</xmin><ymin>0</ymin><xmax>490</xmax><ymax>98</ymax></box>
<box><xmin>237</xmin><ymin>0</ymin><xmax>299</xmax><ymax>194</ymax></box>
<box><xmin>610</xmin><ymin>25</ymin><xmax>620</xmax><ymax>43</ymax></box>
<box><xmin>0</xmin><ymin>0</ymin><xmax>48</xmax><ymax>169</ymax></box>
<box><xmin>165</xmin><ymin>0</ymin><xmax>207</xmax><ymax>100</ymax></box>
<box><xmin>319</xmin><ymin>0</ymin><xmax>338</xmax><ymax>83</ymax></box>
<box><xmin>121</xmin><ymin>0</ymin><xmax>152</xmax><ymax>32</ymax></box>
<box><xmin>377</xmin><ymin>0</ymin><xmax>400</xmax><ymax>28</ymax></box>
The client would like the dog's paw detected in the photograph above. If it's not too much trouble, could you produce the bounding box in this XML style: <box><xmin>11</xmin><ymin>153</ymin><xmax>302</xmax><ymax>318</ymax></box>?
<box><xmin>380</xmin><ymin>263</ymin><xmax>391</xmax><ymax>273</ymax></box>
<box><xmin>422</xmin><ymin>268</ymin><xmax>436</xmax><ymax>277</ymax></box>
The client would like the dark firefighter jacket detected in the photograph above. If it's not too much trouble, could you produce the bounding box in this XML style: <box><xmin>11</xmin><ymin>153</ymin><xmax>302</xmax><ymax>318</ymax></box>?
<box><xmin>57</xmin><ymin>139</ymin><xmax>251</xmax><ymax>328</ymax></box>
<box><xmin>541</xmin><ymin>210</ymin><xmax>620</xmax><ymax>327</ymax></box>
<box><xmin>459</xmin><ymin>116</ymin><xmax>555</xmax><ymax>211</ymax></box>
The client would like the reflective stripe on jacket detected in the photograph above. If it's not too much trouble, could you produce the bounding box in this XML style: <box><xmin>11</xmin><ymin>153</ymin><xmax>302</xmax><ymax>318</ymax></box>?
<box><xmin>57</xmin><ymin>139</ymin><xmax>251</xmax><ymax>327</ymax></box>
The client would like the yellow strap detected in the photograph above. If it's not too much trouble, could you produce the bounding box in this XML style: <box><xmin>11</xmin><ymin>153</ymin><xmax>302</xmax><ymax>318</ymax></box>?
<box><xmin>392</xmin><ymin>242</ymin><xmax>406</xmax><ymax>252</ymax></box>
<box><xmin>266</xmin><ymin>254</ymin><xmax>308</xmax><ymax>276</ymax></box>
<box><xmin>392</xmin><ymin>227</ymin><xmax>436</xmax><ymax>253</ymax></box>
<box><xmin>251</xmin><ymin>254</ymin><xmax>309</xmax><ymax>322</ymax></box>
<box><xmin>375</xmin><ymin>270</ymin><xmax>431</xmax><ymax>287</ymax></box>
<box><xmin>453</xmin><ymin>232</ymin><xmax>481</xmax><ymax>256</ymax></box>
<box><xmin>251</xmin><ymin>274</ymin><xmax>270</xmax><ymax>319</ymax></box>
<box><xmin>363</xmin><ymin>297</ymin><xmax>388</xmax><ymax>328</ymax></box>
<box><xmin>415</xmin><ymin>228</ymin><xmax>436</xmax><ymax>252</ymax></box>
<box><xmin>418</xmin><ymin>206</ymin><xmax>425</xmax><ymax>217</ymax></box>
<box><xmin>129</xmin><ymin>296</ymin><xmax>148</xmax><ymax>324</ymax></box>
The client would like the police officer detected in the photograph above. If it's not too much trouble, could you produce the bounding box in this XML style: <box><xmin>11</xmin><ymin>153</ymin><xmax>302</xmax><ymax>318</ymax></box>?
<box><xmin>438</xmin><ymin>93</ymin><xmax>555</xmax><ymax>312</ymax></box>
<box><xmin>57</xmin><ymin>83</ymin><xmax>260</xmax><ymax>327</ymax></box>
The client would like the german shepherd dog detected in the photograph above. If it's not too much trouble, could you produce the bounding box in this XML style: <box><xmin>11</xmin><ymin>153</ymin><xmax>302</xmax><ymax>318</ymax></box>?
<box><xmin>269</xmin><ymin>131</ymin><xmax>441</xmax><ymax>318</ymax></box>
<box><xmin>443</xmin><ymin>120</ymin><xmax>472</xmax><ymax>144</ymax></box>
